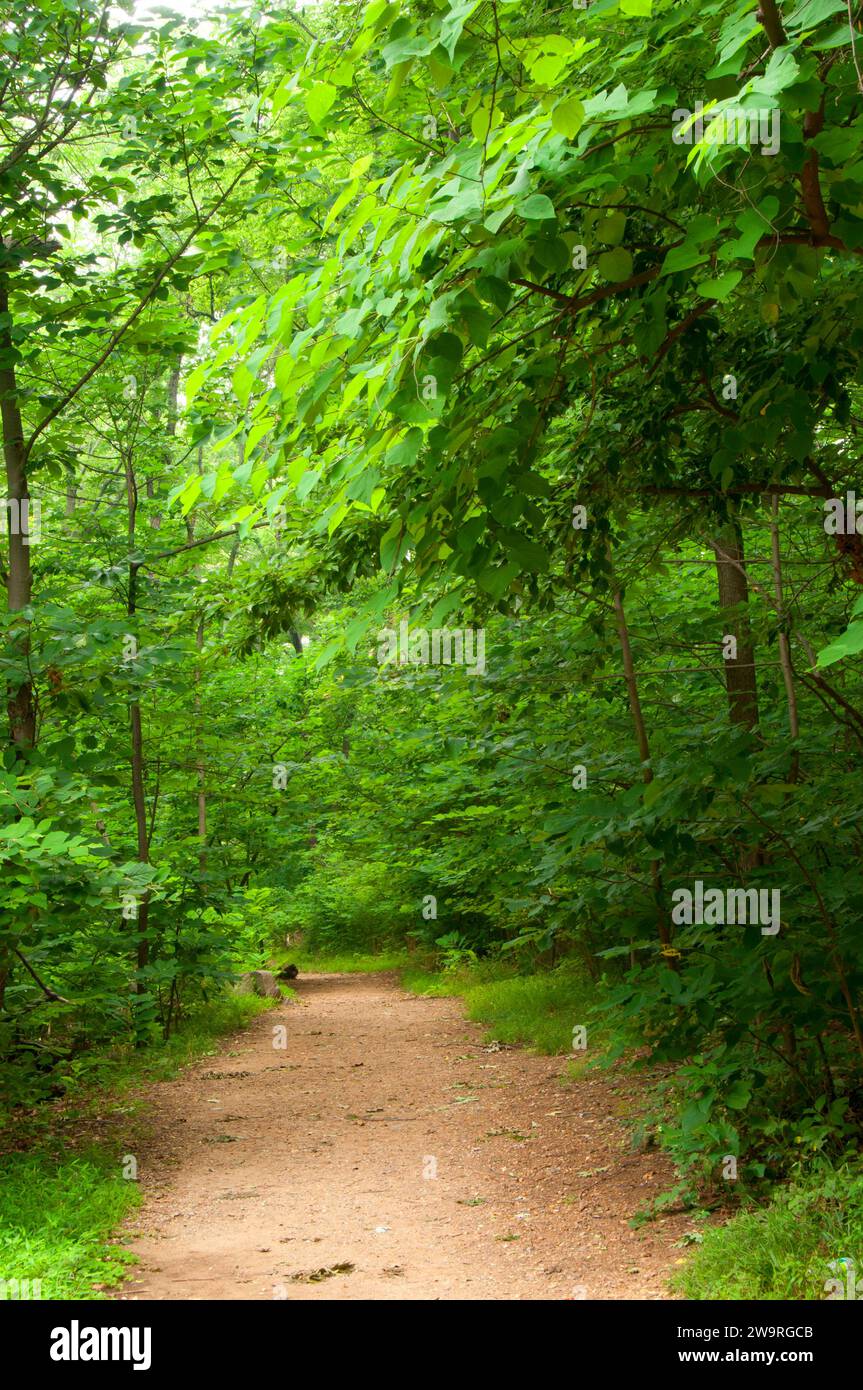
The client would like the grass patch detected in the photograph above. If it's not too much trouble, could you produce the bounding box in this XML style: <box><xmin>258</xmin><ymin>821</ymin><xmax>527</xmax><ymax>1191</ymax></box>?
<box><xmin>279</xmin><ymin>948</ymin><xmax>413</xmax><ymax>974</ymax></box>
<box><xmin>0</xmin><ymin>989</ymin><xmax>277</xmax><ymax>1300</ymax></box>
<box><xmin>402</xmin><ymin>961</ymin><xmax>605</xmax><ymax>1056</ymax></box>
<box><xmin>0</xmin><ymin>1151</ymin><xmax>141</xmax><ymax>1300</ymax></box>
<box><xmin>673</xmin><ymin>1165</ymin><xmax>863</xmax><ymax>1299</ymax></box>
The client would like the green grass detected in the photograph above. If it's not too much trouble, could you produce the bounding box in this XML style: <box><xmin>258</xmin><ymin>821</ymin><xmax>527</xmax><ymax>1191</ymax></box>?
<box><xmin>674</xmin><ymin>1165</ymin><xmax>863</xmax><ymax>1300</ymax></box>
<box><xmin>0</xmin><ymin>1151</ymin><xmax>141</xmax><ymax>1300</ymax></box>
<box><xmin>401</xmin><ymin>961</ymin><xmax>605</xmax><ymax>1056</ymax></box>
<box><xmin>279</xmin><ymin>948</ymin><xmax>413</xmax><ymax>974</ymax></box>
<box><xmin>286</xmin><ymin>949</ymin><xmax>605</xmax><ymax>1056</ymax></box>
<box><xmin>0</xmin><ymin>990</ymin><xmax>277</xmax><ymax>1300</ymax></box>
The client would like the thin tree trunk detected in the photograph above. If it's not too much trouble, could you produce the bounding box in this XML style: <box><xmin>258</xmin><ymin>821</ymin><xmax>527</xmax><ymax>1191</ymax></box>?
<box><xmin>711</xmin><ymin>519</ymin><xmax>759</xmax><ymax>730</ymax></box>
<box><xmin>124</xmin><ymin>452</ymin><xmax>151</xmax><ymax>985</ymax></box>
<box><xmin>768</xmin><ymin>495</ymin><xmax>800</xmax><ymax>778</ymax></box>
<box><xmin>129</xmin><ymin>687</ymin><xmax>151</xmax><ymax>978</ymax></box>
<box><xmin>195</xmin><ymin>613</ymin><xmax>207</xmax><ymax>874</ymax></box>
<box><xmin>187</xmin><ymin>445</ymin><xmax>207</xmax><ymax>875</ymax></box>
<box><xmin>606</xmin><ymin>543</ymin><xmax>674</xmax><ymax>960</ymax></box>
<box><xmin>0</xmin><ymin>279</ymin><xmax>36</xmax><ymax>746</ymax></box>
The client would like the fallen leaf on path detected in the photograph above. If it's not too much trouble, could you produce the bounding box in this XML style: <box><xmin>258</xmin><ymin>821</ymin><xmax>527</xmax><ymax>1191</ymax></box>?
<box><xmin>290</xmin><ymin>1262</ymin><xmax>354</xmax><ymax>1284</ymax></box>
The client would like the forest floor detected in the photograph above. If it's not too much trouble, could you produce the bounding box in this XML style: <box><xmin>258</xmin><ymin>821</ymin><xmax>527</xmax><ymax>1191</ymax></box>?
<box><xmin>116</xmin><ymin>971</ymin><xmax>691</xmax><ymax>1301</ymax></box>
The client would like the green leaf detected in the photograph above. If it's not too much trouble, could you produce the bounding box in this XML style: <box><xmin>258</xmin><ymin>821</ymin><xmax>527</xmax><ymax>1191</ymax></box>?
<box><xmin>596</xmin><ymin>210</ymin><xmax>626</xmax><ymax>246</ymax></box>
<box><xmin>816</xmin><ymin>619</ymin><xmax>863</xmax><ymax>667</ymax></box>
<box><xmin>717</xmin><ymin>208</ymin><xmax>770</xmax><ymax>263</ymax></box>
<box><xmin>304</xmin><ymin>82</ymin><xmax>337</xmax><ymax>126</ymax></box>
<box><xmin>312</xmin><ymin>637</ymin><xmax>345</xmax><ymax>672</ymax></box>
<box><xmin>327</xmin><ymin>501</ymin><xmax>350</xmax><ymax>536</ymax></box>
<box><xmin>661</xmin><ymin>243</ymin><xmax>711</xmax><ymax>277</ymax></box>
<box><xmin>643</xmin><ymin>779</ymin><xmax>663</xmax><ymax>809</ymax></box>
<box><xmin>295</xmin><ymin>468</ymin><xmax>322</xmax><ymax>502</ymax></box>
<box><xmin>440</xmin><ymin>0</ymin><xmax>481</xmax><ymax>60</ymax></box>
<box><xmin>185</xmin><ymin>362</ymin><xmax>207</xmax><ymax>404</ymax></box>
<box><xmin>385</xmin><ymin>59</ymin><xmax>413</xmax><ymax>110</ymax></box>
<box><xmin>696</xmin><ymin>270</ymin><xmax>742</xmax><ymax>300</ymax></box>
<box><xmin>726</xmin><ymin>1082</ymin><xmax>751</xmax><ymax>1111</ymax></box>
<box><xmin>271</xmin><ymin>75</ymin><xmax>294</xmax><ymax>118</ymax></box>
<box><xmin>427</xmin><ymin>590</ymin><xmax>464</xmax><ymax>628</ymax></box>
<box><xmin>597</xmin><ymin>248</ymin><xmax>633</xmax><ymax>281</ymax></box>
<box><xmin>513</xmin><ymin>540</ymin><xmax>549</xmax><ymax>572</ymax></box>
<box><xmin>516</xmin><ymin>193</ymin><xmax>557</xmax><ymax>221</ymax></box>
<box><xmin>232</xmin><ymin>361</ymin><xmax>255</xmax><ymax>408</ymax></box>
<box><xmin>756</xmin><ymin>47</ymin><xmax>799</xmax><ymax>96</ymax></box>
<box><xmin>477</xmin><ymin>560</ymin><xmax>520</xmax><ymax>598</ymax></box>
<box><xmin>380</xmin><ymin>520</ymin><xmax>409</xmax><ymax>572</ymax></box>
<box><xmin>430</xmin><ymin>185</ymin><xmax>483</xmax><ymax>223</ymax></box>
<box><xmin>785</xmin><ymin>0</ymin><xmax>846</xmax><ymax>25</ymax></box>
<box><xmin>551</xmin><ymin>97</ymin><xmax>584</xmax><ymax>139</ymax></box>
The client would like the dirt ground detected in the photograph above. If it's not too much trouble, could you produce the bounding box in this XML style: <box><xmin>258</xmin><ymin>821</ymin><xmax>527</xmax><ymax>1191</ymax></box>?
<box><xmin>117</xmin><ymin>972</ymin><xmax>691</xmax><ymax>1300</ymax></box>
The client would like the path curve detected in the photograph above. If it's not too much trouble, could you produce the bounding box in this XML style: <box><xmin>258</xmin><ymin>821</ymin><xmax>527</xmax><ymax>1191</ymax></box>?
<box><xmin>118</xmin><ymin>972</ymin><xmax>687</xmax><ymax>1300</ymax></box>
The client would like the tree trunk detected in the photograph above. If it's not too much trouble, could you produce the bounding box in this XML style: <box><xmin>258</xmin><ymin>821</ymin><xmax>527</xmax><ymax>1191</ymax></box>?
<box><xmin>187</xmin><ymin>444</ymin><xmax>207</xmax><ymax>877</ymax></box>
<box><xmin>0</xmin><ymin>279</ymin><xmax>36</xmax><ymax>746</ymax></box>
<box><xmin>768</xmin><ymin>495</ymin><xmax>800</xmax><ymax>776</ymax></box>
<box><xmin>606</xmin><ymin>544</ymin><xmax>674</xmax><ymax>961</ymax></box>
<box><xmin>124</xmin><ymin>452</ymin><xmax>151</xmax><ymax>984</ymax></box>
<box><xmin>195</xmin><ymin>613</ymin><xmax>207</xmax><ymax>875</ymax></box>
<box><xmin>129</xmin><ymin>688</ymin><xmax>151</xmax><ymax>980</ymax></box>
<box><xmin>711</xmin><ymin>519</ymin><xmax>759</xmax><ymax>730</ymax></box>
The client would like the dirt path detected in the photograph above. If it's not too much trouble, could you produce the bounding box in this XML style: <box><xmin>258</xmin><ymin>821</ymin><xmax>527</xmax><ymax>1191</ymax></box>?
<box><xmin>118</xmin><ymin>973</ymin><xmax>689</xmax><ymax>1300</ymax></box>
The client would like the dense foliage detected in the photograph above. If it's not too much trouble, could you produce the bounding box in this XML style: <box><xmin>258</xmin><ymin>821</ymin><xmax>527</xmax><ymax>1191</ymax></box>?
<box><xmin>2</xmin><ymin>0</ymin><xmax>862</xmax><ymax>1204</ymax></box>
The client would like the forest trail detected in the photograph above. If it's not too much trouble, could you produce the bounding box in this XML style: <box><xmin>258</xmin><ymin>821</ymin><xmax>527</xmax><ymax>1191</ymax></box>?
<box><xmin>118</xmin><ymin>973</ymin><xmax>688</xmax><ymax>1301</ymax></box>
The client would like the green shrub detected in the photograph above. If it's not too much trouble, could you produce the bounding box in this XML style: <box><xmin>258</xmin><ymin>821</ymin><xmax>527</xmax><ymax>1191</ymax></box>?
<box><xmin>290</xmin><ymin>858</ymin><xmax>408</xmax><ymax>953</ymax></box>
<box><xmin>674</xmin><ymin>1164</ymin><xmax>863</xmax><ymax>1300</ymax></box>
<box><xmin>403</xmin><ymin>960</ymin><xmax>606</xmax><ymax>1055</ymax></box>
<box><xmin>0</xmin><ymin>1154</ymin><xmax>140</xmax><ymax>1300</ymax></box>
